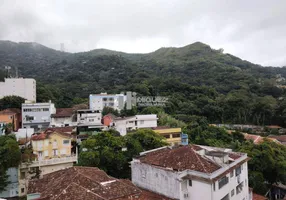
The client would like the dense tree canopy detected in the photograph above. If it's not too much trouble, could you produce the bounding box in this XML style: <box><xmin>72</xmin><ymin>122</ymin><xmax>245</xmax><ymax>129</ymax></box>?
<box><xmin>0</xmin><ymin>95</ymin><xmax>25</xmax><ymax>110</ymax></box>
<box><xmin>0</xmin><ymin>135</ymin><xmax>21</xmax><ymax>192</ymax></box>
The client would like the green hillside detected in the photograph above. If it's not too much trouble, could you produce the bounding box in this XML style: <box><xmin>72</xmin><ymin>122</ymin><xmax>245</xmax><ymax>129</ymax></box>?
<box><xmin>1</xmin><ymin>40</ymin><xmax>286</xmax><ymax>126</ymax></box>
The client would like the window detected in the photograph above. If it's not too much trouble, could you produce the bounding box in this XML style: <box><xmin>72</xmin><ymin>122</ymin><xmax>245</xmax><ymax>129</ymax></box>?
<box><xmin>63</xmin><ymin>140</ymin><xmax>69</xmax><ymax>145</ymax></box>
<box><xmin>103</xmin><ymin>98</ymin><xmax>107</xmax><ymax>101</ymax></box>
<box><xmin>231</xmin><ymin>189</ymin><xmax>234</xmax><ymax>196</ymax></box>
<box><xmin>163</xmin><ymin>134</ymin><xmax>170</xmax><ymax>139</ymax></box>
<box><xmin>43</xmin><ymin>108</ymin><xmax>49</xmax><ymax>111</ymax></box>
<box><xmin>236</xmin><ymin>166</ymin><xmax>242</xmax><ymax>176</ymax></box>
<box><xmin>219</xmin><ymin>176</ymin><xmax>229</xmax><ymax>189</ymax></box>
<box><xmin>53</xmin><ymin>149</ymin><xmax>58</xmax><ymax>156</ymax></box>
<box><xmin>20</xmin><ymin>172</ymin><xmax>25</xmax><ymax>179</ymax></box>
<box><xmin>230</xmin><ymin>170</ymin><xmax>234</xmax><ymax>177</ymax></box>
<box><xmin>141</xmin><ymin>170</ymin><xmax>146</xmax><ymax>179</ymax></box>
<box><xmin>155</xmin><ymin>173</ymin><xmax>158</xmax><ymax>177</ymax></box>
<box><xmin>213</xmin><ymin>183</ymin><xmax>216</xmax><ymax>191</ymax></box>
<box><xmin>188</xmin><ymin>180</ymin><xmax>192</xmax><ymax>187</ymax></box>
<box><xmin>221</xmin><ymin>194</ymin><xmax>229</xmax><ymax>200</ymax></box>
<box><xmin>173</xmin><ymin>133</ymin><xmax>181</xmax><ymax>138</ymax></box>
<box><xmin>38</xmin><ymin>151</ymin><xmax>43</xmax><ymax>158</ymax></box>
<box><xmin>109</xmin><ymin>97</ymin><xmax>114</xmax><ymax>101</ymax></box>
<box><xmin>109</xmin><ymin>103</ymin><xmax>114</xmax><ymax>106</ymax></box>
<box><xmin>140</xmin><ymin>120</ymin><xmax>144</xmax><ymax>125</ymax></box>
<box><xmin>26</xmin><ymin>116</ymin><xmax>34</xmax><ymax>121</ymax></box>
<box><xmin>21</xmin><ymin>188</ymin><xmax>25</xmax><ymax>193</ymax></box>
<box><xmin>89</xmin><ymin>119</ymin><xmax>94</xmax><ymax>122</ymax></box>
<box><xmin>236</xmin><ymin>182</ymin><xmax>244</xmax><ymax>194</ymax></box>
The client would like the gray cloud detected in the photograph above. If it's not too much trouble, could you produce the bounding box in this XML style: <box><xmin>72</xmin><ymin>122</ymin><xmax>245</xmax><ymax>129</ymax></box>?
<box><xmin>0</xmin><ymin>0</ymin><xmax>285</xmax><ymax>66</ymax></box>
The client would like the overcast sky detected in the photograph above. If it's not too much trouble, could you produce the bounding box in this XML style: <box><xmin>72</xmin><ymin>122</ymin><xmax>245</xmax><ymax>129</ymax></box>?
<box><xmin>0</xmin><ymin>0</ymin><xmax>285</xmax><ymax>66</ymax></box>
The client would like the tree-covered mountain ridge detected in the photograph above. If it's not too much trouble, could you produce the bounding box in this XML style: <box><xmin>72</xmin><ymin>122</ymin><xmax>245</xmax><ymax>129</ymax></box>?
<box><xmin>1</xmin><ymin>40</ymin><xmax>286</xmax><ymax>126</ymax></box>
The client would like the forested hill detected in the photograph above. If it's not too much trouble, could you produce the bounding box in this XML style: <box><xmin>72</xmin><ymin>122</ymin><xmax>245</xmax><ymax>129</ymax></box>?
<box><xmin>1</xmin><ymin>40</ymin><xmax>286</xmax><ymax>126</ymax></box>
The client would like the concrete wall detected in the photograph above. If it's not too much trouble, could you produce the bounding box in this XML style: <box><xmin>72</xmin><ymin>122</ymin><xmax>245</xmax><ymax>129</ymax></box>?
<box><xmin>0</xmin><ymin>78</ymin><xmax>36</xmax><ymax>101</ymax></box>
<box><xmin>51</xmin><ymin>117</ymin><xmax>74</xmax><ymax>127</ymax></box>
<box><xmin>0</xmin><ymin>168</ymin><xmax>19</xmax><ymax>198</ymax></box>
<box><xmin>89</xmin><ymin>94</ymin><xmax>126</xmax><ymax>111</ymax></box>
<box><xmin>131</xmin><ymin>161</ymin><xmax>180</xmax><ymax>199</ymax></box>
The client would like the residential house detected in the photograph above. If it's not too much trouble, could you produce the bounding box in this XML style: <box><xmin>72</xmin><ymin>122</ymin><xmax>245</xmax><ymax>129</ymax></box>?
<box><xmin>27</xmin><ymin>166</ymin><xmax>173</xmax><ymax>200</ymax></box>
<box><xmin>89</xmin><ymin>93</ymin><xmax>126</xmax><ymax>111</ymax></box>
<box><xmin>50</xmin><ymin>108</ymin><xmax>76</xmax><ymax>127</ymax></box>
<box><xmin>102</xmin><ymin>113</ymin><xmax>116</xmax><ymax>127</ymax></box>
<box><xmin>269</xmin><ymin>183</ymin><xmax>286</xmax><ymax>200</ymax></box>
<box><xmin>0</xmin><ymin>108</ymin><xmax>21</xmax><ymax>131</ymax></box>
<box><xmin>152</xmin><ymin>127</ymin><xmax>182</xmax><ymax>146</ymax></box>
<box><xmin>22</xmin><ymin>101</ymin><xmax>56</xmax><ymax>131</ymax></box>
<box><xmin>19</xmin><ymin>129</ymin><xmax>77</xmax><ymax>196</ymax></box>
<box><xmin>0</xmin><ymin>168</ymin><xmax>19</xmax><ymax>198</ymax></box>
<box><xmin>77</xmin><ymin>109</ymin><xmax>105</xmax><ymax>132</ymax></box>
<box><xmin>0</xmin><ymin>78</ymin><xmax>36</xmax><ymax>102</ymax></box>
<box><xmin>114</xmin><ymin>114</ymin><xmax>158</xmax><ymax>136</ymax></box>
<box><xmin>131</xmin><ymin>145</ymin><xmax>250</xmax><ymax>200</ymax></box>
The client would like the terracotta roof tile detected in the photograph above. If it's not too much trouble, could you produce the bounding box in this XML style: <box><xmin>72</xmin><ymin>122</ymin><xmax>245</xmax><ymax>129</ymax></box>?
<box><xmin>253</xmin><ymin>193</ymin><xmax>267</xmax><ymax>200</ymax></box>
<box><xmin>0</xmin><ymin>108</ymin><xmax>21</xmax><ymax>114</ymax></box>
<box><xmin>28</xmin><ymin>166</ymin><xmax>173</xmax><ymax>200</ymax></box>
<box><xmin>268</xmin><ymin>135</ymin><xmax>286</xmax><ymax>142</ymax></box>
<box><xmin>138</xmin><ymin>145</ymin><xmax>221</xmax><ymax>173</ymax></box>
<box><xmin>31</xmin><ymin>130</ymin><xmax>74</xmax><ymax>141</ymax></box>
<box><xmin>45</xmin><ymin>127</ymin><xmax>75</xmax><ymax>134</ymax></box>
<box><xmin>51</xmin><ymin>108</ymin><xmax>74</xmax><ymax>118</ymax></box>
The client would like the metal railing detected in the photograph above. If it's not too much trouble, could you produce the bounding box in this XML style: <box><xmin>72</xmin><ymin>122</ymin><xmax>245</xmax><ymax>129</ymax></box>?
<box><xmin>20</xmin><ymin>156</ymin><xmax>77</xmax><ymax>168</ymax></box>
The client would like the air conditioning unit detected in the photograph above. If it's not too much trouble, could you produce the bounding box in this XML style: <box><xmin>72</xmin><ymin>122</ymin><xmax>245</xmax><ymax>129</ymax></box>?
<box><xmin>184</xmin><ymin>193</ymin><xmax>189</xmax><ymax>198</ymax></box>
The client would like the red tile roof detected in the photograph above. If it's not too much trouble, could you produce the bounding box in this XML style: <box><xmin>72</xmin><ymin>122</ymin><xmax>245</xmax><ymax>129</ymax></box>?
<box><xmin>28</xmin><ymin>167</ymin><xmax>174</xmax><ymax>200</ymax></box>
<box><xmin>45</xmin><ymin>127</ymin><xmax>75</xmax><ymax>134</ymax></box>
<box><xmin>267</xmin><ymin>125</ymin><xmax>282</xmax><ymax>129</ymax></box>
<box><xmin>244</xmin><ymin>133</ymin><xmax>263</xmax><ymax>144</ymax></box>
<box><xmin>138</xmin><ymin>145</ymin><xmax>221</xmax><ymax>173</ymax></box>
<box><xmin>51</xmin><ymin>108</ymin><xmax>74</xmax><ymax>118</ymax></box>
<box><xmin>253</xmin><ymin>193</ymin><xmax>267</xmax><ymax>200</ymax></box>
<box><xmin>0</xmin><ymin>108</ymin><xmax>21</xmax><ymax>114</ymax></box>
<box><xmin>31</xmin><ymin>130</ymin><xmax>74</xmax><ymax>141</ymax></box>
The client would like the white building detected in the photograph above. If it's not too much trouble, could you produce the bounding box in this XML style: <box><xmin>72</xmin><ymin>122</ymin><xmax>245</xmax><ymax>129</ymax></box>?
<box><xmin>114</xmin><ymin>114</ymin><xmax>158</xmax><ymax>136</ymax></box>
<box><xmin>77</xmin><ymin>109</ymin><xmax>103</xmax><ymax>127</ymax></box>
<box><xmin>50</xmin><ymin>108</ymin><xmax>76</xmax><ymax>127</ymax></box>
<box><xmin>0</xmin><ymin>78</ymin><xmax>36</xmax><ymax>101</ymax></box>
<box><xmin>22</xmin><ymin>101</ymin><xmax>56</xmax><ymax>131</ymax></box>
<box><xmin>89</xmin><ymin>93</ymin><xmax>126</xmax><ymax>111</ymax></box>
<box><xmin>131</xmin><ymin>145</ymin><xmax>250</xmax><ymax>200</ymax></box>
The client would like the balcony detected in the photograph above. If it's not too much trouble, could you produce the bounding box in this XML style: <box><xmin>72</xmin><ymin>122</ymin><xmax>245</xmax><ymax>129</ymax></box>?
<box><xmin>20</xmin><ymin>155</ymin><xmax>77</xmax><ymax>169</ymax></box>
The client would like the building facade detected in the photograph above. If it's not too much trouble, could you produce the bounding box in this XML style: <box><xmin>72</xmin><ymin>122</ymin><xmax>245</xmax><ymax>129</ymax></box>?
<box><xmin>50</xmin><ymin>108</ymin><xmax>76</xmax><ymax>127</ymax></box>
<box><xmin>0</xmin><ymin>78</ymin><xmax>36</xmax><ymax>102</ymax></box>
<box><xmin>131</xmin><ymin>145</ymin><xmax>250</xmax><ymax>200</ymax></box>
<box><xmin>0</xmin><ymin>108</ymin><xmax>21</xmax><ymax>131</ymax></box>
<box><xmin>89</xmin><ymin>93</ymin><xmax>126</xmax><ymax>111</ymax></box>
<box><xmin>114</xmin><ymin>114</ymin><xmax>158</xmax><ymax>136</ymax></box>
<box><xmin>152</xmin><ymin>127</ymin><xmax>182</xmax><ymax>146</ymax></box>
<box><xmin>0</xmin><ymin>167</ymin><xmax>18</xmax><ymax>198</ymax></box>
<box><xmin>22</xmin><ymin>101</ymin><xmax>56</xmax><ymax>131</ymax></box>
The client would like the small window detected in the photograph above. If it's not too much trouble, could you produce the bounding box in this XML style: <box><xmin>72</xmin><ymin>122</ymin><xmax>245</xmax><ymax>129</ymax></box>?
<box><xmin>219</xmin><ymin>176</ymin><xmax>229</xmax><ymax>189</ymax></box>
<box><xmin>141</xmin><ymin>170</ymin><xmax>146</xmax><ymax>179</ymax></box>
<box><xmin>103</xmin><ymin>98</ymin><xmax>107</xmax><ymax>101</ymax></box>
<box><xmin>89</xmin><ymin>119</ymin><xmax>94</xmax><ymax>122</ymax></box>
<box><xmin>236</xmin><ymin>166</ymin><xmax>242</xmax><ymax>176</ymax></box>
<box><xmin>109</xmin><ymin>97</ymin><xmax>114</xmax><ymax>101</ymax></box>
<box><xmin>173</xmin><ymin>133</ymin><xmax>181</xmax><ymax>138</ymax></box>
<box><xmin>189</xmin><ymin>180</ymin><xmax>192</xmax><ymax>187</ymax></box>
<box><xmin>140</xmin><ymin>120</ymin><xmax>144</xmax><ymax>125</ymax></box>
<box><xmin>43</xmin><ymin>108</ymin><xmax>49</xmax><ymax>111</ymax></box>
<box><xmin>221</xmin><ymin>194</ymin><xmax>229</xmax><ymax>200</ymax></box>
<box><xmin>21</xmin><ymin>188</ymin><xmax>25</xmax><ymax>193</ymax></box>
<box><xmin>230</xmin><ymin>170</ymin><xmax>234</xmax><ymax>177</ymax></box>
<box><xmin>63</xmin><ymin>140</ymin><xmax>69</xmax><ymax>145</ymax></box>
<box><xmin>163</xmin><ymin>135</ymin><xmax>170</xmax><ymax>139</ymax></box>
<box><xmin>213</xmin><ymin>183</ymin><xmax>216</xmax><ymax>191</ymax></box>
<box><xmin>20</xmin><ymin>172</ymin><xmax>25</xmax><ymax>179</ymax></box>
<box><xmin>231</xmin><ymin>189</ymin><xmax>234</xmax><ymax>196</ymax></box>
<box><xmin>26</xmin><ymin>116</ymin><xmax>34</xmax><ymax>121</ymax></box>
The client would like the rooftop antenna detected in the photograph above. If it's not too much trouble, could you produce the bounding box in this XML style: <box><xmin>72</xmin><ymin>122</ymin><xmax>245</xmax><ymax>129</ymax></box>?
<box><xmin>15</xmin><ymin>66</ymin><xmax>19</xmax><ymax>78</ymax></box>
<box><xmin>60</xmin><ymin>43</ymin><xmax>65</xmax><ymax>52</ymax></box>
<box><xmin>4</xmin><ymin>66</ymin><xmax>11</xmax><ymax>78</ymax></box>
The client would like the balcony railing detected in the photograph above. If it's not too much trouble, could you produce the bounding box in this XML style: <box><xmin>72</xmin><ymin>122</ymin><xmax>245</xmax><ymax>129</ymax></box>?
<box><xmin>20</xmin><ymin>156</ymin><xmax>77</xmax><ymax>168</ymax></box>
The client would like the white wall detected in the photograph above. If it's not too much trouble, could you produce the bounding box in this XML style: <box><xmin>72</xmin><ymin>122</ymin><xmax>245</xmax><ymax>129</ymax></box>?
<box><xmin>50</xmin><ymin>117</ymin><xmax>75</xmax><ymax>127</ymax></box>
<box><xmin>114</xmin><ymin>120</ymin><xmax>127</xmax><ymax>136</ymax></box>
<box><xmin>131</xmin><ymin>161</ymin><xmax>180</xmax><ymax>199</ymax></box>
<box><xmin>89</xmin><ymin>94</ymin><xmax>126</xmax><ymax>111</ymax></box>
<box><xmin>77</xmin><ymin>110</ymin><xmax>102</xmax><ymax>124</ymax></box>
<box><xmin>0</xmin><ymin>78</ymin><xmax>36</xmax><ymax>101</ymax></box>
<box><xmin>22</xmin><ymin>102</ymin><xmax>56</xmax><ymax>129</ymax></box>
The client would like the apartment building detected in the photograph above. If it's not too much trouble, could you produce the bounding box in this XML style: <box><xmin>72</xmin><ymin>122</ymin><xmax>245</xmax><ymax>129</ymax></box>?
<box><xmin>21</xmin><ymin>101</ymin><xmax>56</xmax><ymax>131</ymax></box>
<box><xmin>0</xmin><ymin>168</ymin><xmax>18</xmax><ymax>198</ymax></box>
<box><xmin>114</xmin><ymin>114</ymin><xmax>158</xmax><ymax>136</ymax></box>
<box><xmin>0</xmin><ymin>78</ymin><xmax>36</xmax><ymax>102</ymax></box>
<box><xmin>89</xmin><ymin>93</ymin><xmax>126</xmax><ymax>111</ymax></box>
<box><xmin>152</xmin><ymin>127</ymin><xmax>182</xmax><ymax>146</ymax></box>
<box><xmin>19</xmin><ymin>129</ymin><xmax>77</xmax><ymax>196</ymax></box>
<box><xmin>131</xmin><ymin>145</ymin><xmax>250</xmax><ymax>200</ymax></box>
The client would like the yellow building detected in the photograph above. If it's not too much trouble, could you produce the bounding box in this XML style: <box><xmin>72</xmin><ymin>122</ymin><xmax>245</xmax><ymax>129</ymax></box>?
<box><xmin>153</xmin><ymin>127</ymin><xmax>182</xmax><ymax>146</ymax></box>
<box><xmin>31</xmin><ymin>130</ymin><xmax>74</xmax><ymax>159</ymax></box>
